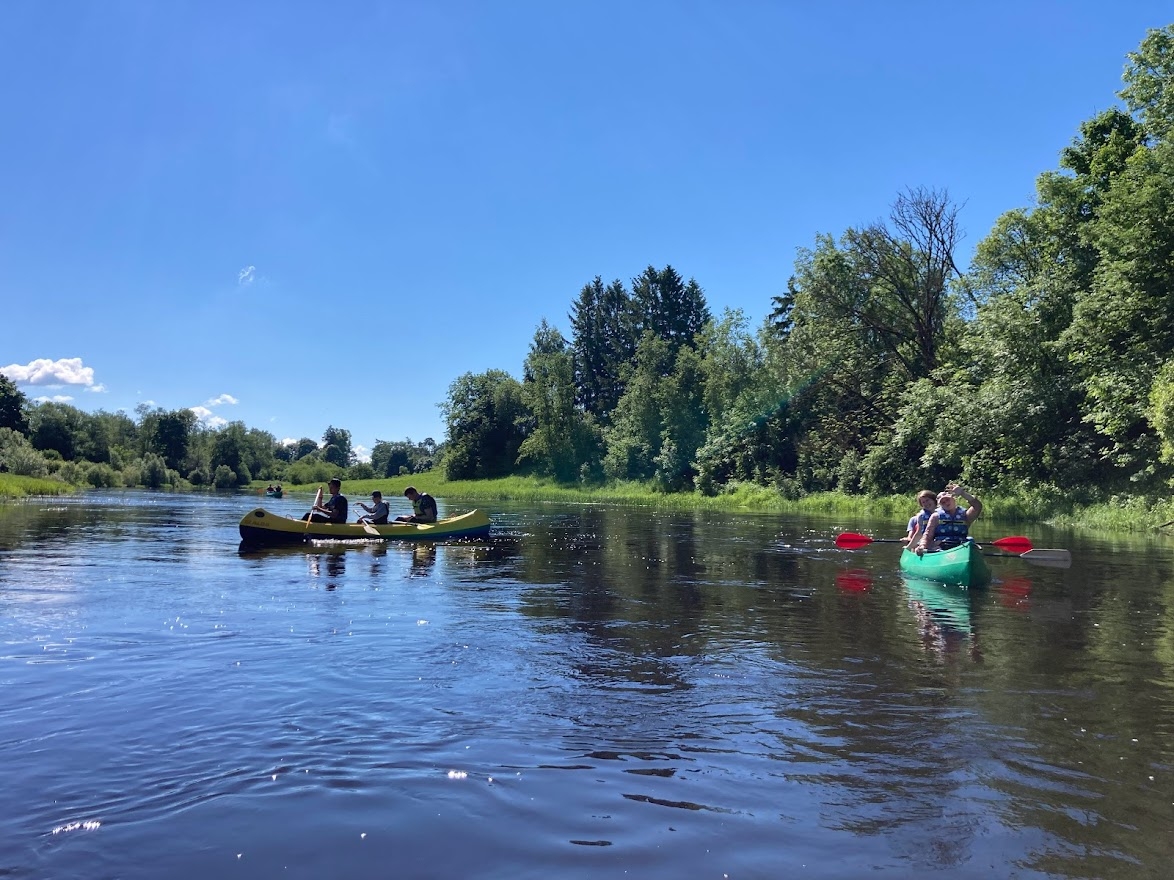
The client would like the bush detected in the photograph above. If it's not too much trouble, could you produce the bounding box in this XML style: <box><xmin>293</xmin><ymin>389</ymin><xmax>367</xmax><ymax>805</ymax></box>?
<box><xmin>187</xmin><ymin>467</ymin><xmax>210</xmax><ymax>486</ymax></box>
<box><xmin>56</xmin><ymin>460</ymin><xmax>88</xmax><ymax>485</ymax></box>
<box><xmin>348</xmin><ymin>462</ymin><xmax>375</xmax><ymax>481</ymax></box>
<box><xmin>213</xmin><ymin>465</ymin><xmax>237</xmax><ymax>489</ymax></box>
<box><xmin>235</xmin><ymin>464</ymin><xmax>252</xmax><ymax>487</ymax></box>
<box><xmin>6</xmin><ymin>445</ymin><xmax>51</xmax><ymax>478</ymax></box>
<box><xmin>141</xmin><ymin>453</ymin><xmax>170</xmax><ymax>488</ymax></box>
<box><xmin>286</xmin><ymin>458</ymin><xmax>343</xmax><ymax>486</ymax></box>
<box><xmin>86</xmin><ymin>462</ymin><xmax>119</xmax><ymax>488</ymax></box>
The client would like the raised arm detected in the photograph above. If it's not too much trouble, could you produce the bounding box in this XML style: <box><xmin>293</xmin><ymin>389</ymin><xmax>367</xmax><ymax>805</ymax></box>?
<box><xmin>949</xmin><ymin>483</ymin><xmax>983</xmax><ymax>524</ymax></box>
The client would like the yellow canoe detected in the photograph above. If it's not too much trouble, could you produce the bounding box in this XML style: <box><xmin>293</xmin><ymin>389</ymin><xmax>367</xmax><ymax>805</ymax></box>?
<box><xmin>239</xmin><ymin>507</ymin><xmax>491</xmax><ymax>546</ymax></box>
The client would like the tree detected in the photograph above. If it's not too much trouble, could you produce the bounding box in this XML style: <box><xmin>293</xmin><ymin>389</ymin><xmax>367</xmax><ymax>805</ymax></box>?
<box><xmin>0</xmin><ymin>374</ymin><xmax>28</xmax><ymax>433</ymax></box>
<box><xmin>441</xmin><ymin>370</ymin><xmax>528</xmax><ymax>480</ymax></box>
<box><xmin>291</xmin><ymin>437</ymin><xmax>319</xmax><ymax>461</ymax></box>
<box><xmin>518</xmin><ymin>321</ymin><xmax>598</xmax><ymax>481</ymax></box>
<box><xmin>629</xmin><ymin>265</ymin><xmax>710</xmax><ymax>360</ymax></box>
<box><xmin>1062</xmin><ymin>139</ymin><xmax>1174</xmax><ymax>476</ymax></box>
<box><xmin>320</xmin><ymin>426</ymin><xmax>355</xmax><ymax>468</ymax></box>
<box><xmin>138</xmin><ymin>407</ymin><xmax>197</xmax><ymax>472</ymax></box>
<box><xmin>568</xmin><ymin>276</ymin><xmax>637</xmax><ymax>421</ymax></box>
<box><xmin>27</xmin><ymin>401</ymin><xmax>87</xmax><ymax>460</ymax></box>
<box><xmin>1120</xmin><ymin>24</ymin><xmax>1174</xmax><ymax>142</ymax></box>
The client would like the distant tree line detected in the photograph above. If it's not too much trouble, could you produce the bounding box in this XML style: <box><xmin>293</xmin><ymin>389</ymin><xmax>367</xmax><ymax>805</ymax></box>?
<box><xmin>439</xmin><ymin>26</ymin><xmax>1174</xmax><ymax>502</ymax></box>
<box><xmin>0</xmin><ymin>376</ymin><xmax>439</xmax><ymax>490</ymax></box>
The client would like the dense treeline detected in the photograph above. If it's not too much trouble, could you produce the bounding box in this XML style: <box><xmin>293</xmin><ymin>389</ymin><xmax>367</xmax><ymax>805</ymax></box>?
<box><xmin>0</xmin><ymin>376</ymin><xmax>438</xmax><ymax>490</ymax></box>
<box><xmin>441</xmin><ymin>26</ymin><xmax>1174</xmax><ymax>502</ymax></box>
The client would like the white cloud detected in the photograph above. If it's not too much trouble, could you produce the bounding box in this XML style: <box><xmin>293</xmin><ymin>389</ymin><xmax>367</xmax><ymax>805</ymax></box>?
<box><xmin>34</xmin><ymin>395</ymin><xmax>74</xmax><ymax>403</ymax></box>
<box><xmin>189</xmin><ymin>405</ymin><xmax>228</xmax><ymax>429</ymax></box>
<box><xmin>86</xmin><ymin>383</ymin><xmax>107</xmax><ymax>393</ymax></box>
<box><xmin>280</xmin><ymin>438</ymin><xmax>298</xmax><ymax>446</ymax></box>
<box><xmin>2</xmin><ymin>357</ymin><xmax>96</xmax><ymax>387</ymax></box>
<box><xmin>354</xmin><ymin>444</ymin><xmax>371</xmax><ymax>463</ymax></box>
<box><xmin>238</xmin><ymin>265</ymin><xmax>256</xmax><ymax>285</ymax></box>
<box><xmin>204</xmin><ymin>393</ymin><xmax>239</xmax><ymax>407</ymax></box>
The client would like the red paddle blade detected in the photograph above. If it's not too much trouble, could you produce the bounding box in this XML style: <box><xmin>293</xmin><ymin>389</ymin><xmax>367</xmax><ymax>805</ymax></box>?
<box><xmin>835</xmin><ymin>532</ymin><xmax>873</xmax><ymax>549</ymax></box>
<box><xmin>991</xmin><ymin>535</ymin><xmax>1033</xmax><ymax>553</ymax></box>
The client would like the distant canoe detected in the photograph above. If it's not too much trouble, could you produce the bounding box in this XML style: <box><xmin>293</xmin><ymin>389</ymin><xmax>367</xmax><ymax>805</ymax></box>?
<box><xmin>264</xmin><ymin>489</ymin><xmax>283</xmax><ymax>498</ymax></box>
<box><xmin>239</xmin><ymin>507</ymin><xmax>490</xmax><ymax>546</ymax></box>
<box><xmin>899</xmin><ymin>540</ymin><xmax>989</xmax><ymax>585</ymax></box>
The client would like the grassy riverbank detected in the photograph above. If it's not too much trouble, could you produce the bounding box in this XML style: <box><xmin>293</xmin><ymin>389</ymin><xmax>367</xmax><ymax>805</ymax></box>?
<box><xmin>0</xmin><ymin>474</ymin><xmax>73</xmax><ymax>499</ymax></box>
<box><xmin>274</xmin><ymin>470</ymin><xmax>1174</xmax><ymax>534</ymax></box>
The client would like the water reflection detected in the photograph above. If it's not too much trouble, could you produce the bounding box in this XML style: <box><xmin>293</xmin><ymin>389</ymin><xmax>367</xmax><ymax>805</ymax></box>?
<box><xmin>307</xmin><ymin>549</ymin><xmax>346</xmax><ymax>587</ymax></box>
<box><xmin>4</xmin><ymin>494</ymin><xmax>1174</xmax><ymax>877</ymax></box>
<box><xmin>903</xmin><ymin>576</ymin><xmax>979</xmax><ymax>661</ymax></box>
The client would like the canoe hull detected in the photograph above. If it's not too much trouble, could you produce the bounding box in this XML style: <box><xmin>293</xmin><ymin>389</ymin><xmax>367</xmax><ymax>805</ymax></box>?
<box><xmin>239</xmin><ymin>507</ymin><xmax>491</xmax><ymax>546</ymax></box>
<box><xmin>899</xmin><ymin>541</ymin><xmax>989</xmax><ymax>585</ymax></box>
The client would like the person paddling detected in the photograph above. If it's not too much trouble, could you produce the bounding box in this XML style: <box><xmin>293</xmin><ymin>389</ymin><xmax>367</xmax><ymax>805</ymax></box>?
<box><xmin>301</xmin><ymin>478</ymin><xmax>348</xmax><ymax>524</ymax></box>
<box><xmin>916</xmin><ymin>483</ymin><xmax>982</xmax><ymax>554</ymax></box>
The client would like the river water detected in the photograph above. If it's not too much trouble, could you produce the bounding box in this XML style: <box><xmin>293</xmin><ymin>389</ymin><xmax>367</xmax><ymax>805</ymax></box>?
<box><xmin>1</xmin><ymin>490</ymin><xmax>1172</xmax><ymax>879</ymax></box>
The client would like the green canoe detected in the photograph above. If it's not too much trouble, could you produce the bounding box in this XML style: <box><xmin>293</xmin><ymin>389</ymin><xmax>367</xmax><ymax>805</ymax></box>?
<box><xmin>899</xmin><ymin>540</ymin><xmax>990</xmax><ymax>586</ymax></box>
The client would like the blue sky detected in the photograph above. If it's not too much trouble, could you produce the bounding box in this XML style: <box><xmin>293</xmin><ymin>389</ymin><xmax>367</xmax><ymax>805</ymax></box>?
<box><xmin>2</xmin><ymin>1</ymin><xmax>1170</xmax><ymax>461</ymax></box>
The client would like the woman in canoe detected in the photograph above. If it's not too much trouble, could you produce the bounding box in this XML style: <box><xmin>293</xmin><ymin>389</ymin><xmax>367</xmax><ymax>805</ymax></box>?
<box><xmin>916</xmin><ymin>483</ymin><xmax>983</xmax><ymax>554</ymax></box>
<box><xmin>905</xmin><ymin>489</ymin><xmax>938</xmax><ymax>550</ymax></box>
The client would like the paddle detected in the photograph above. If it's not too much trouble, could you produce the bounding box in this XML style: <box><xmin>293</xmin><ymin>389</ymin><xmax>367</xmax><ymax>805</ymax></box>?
<box><xmin>305</xmin><ymin>487</ymin><xmax>323</xmax><ymax>536</ymax></box>
<box><xmin>835</xmin><ymin>532</ymin><xmax>1034</xmax><ymax>552</ymax></box>
<box><xmin>985</xmin><ymin>548</ymin><xmax>1073</xmax><ymax>569</ymax></box>
<box><xmin>835</xmin><ymin>532</ymin><xmax>1070</xmax><ymax>568</ymax></box>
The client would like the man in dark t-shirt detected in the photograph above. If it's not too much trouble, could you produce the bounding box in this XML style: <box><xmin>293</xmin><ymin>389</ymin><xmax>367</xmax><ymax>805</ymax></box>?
<box><xmin>302</xmin><ymin>478</ymin><xmax>348</xmax><ymax>524</ymax></box>
<box><xmin>395</xmin><ymin>486</ymin><xmax>438</xmax><ymax>523</ymax></box>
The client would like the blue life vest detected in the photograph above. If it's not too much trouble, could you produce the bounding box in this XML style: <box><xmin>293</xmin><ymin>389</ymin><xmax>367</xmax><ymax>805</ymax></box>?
<box><xmin>934</xmin><ymin>507</ymin><xmax>970</xmax><ymax>547</ymax></box>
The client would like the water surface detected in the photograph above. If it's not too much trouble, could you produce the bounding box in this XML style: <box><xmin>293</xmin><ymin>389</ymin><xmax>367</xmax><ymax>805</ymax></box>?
<box><xmin>2</xmin><ymin>491</ymin><xmax>1172</xmax><ymax>878</ymax></box>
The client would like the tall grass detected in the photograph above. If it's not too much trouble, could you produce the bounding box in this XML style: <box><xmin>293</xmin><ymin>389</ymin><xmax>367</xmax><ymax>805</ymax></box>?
<box><xmin>0</xmin><ymin>474</ymin><xmax>73</xmax><ymax>499</ymax></box>
<box><xmin>276</xmin><ymin>470</ymin><xmax>1160</xmax><ymax>528</ymax></box>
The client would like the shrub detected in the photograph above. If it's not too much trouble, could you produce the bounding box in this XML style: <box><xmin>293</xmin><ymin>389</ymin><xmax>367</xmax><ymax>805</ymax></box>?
<box><xmin>213</xmin><ymin>465</ymin><xmax>237</xmax><ymax>489</ymax></box>
<box><xmin>348</xmin><ymin>462</ymin><xmax>375</xmax><ymax>481</ymax></box>
<box><xmin>141</xmin><ymin>453</ymin><xmax>170</xmax><ymax>488</ymax></box>
<box><xmin>86</xmin><ymin>462</ymin><xmax>119</xmax><ymax>488</ymax></box>
<box><xmin>286</xmin><ymin>458</ymin><xmax>342</xmax><ymax>486</ymax></box>
<box><xmin>56</xmin><ymin>460</ymin><xmax>87</xmax><ymax>485</ymax></box>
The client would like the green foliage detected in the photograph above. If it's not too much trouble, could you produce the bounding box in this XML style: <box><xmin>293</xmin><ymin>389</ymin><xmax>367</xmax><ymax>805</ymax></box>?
<box><xmin>0</xmin><ymin>472</ymin><xmax>70</xmax><ymax>498</ymax></box>
<box><xmin>86</xmin><ymin>462</ymin><xmax>120</xmax><ymax>488</ymax></box>
<box><xmin>285</xmin><ymin>457</ymin><xmax>343</xmax><ymax>486</ymax></box>
<box><xmin>441</xmin><ymin>370</ymin><xmax>528</xmax><ymax>481</ymax></box>
<box><xmin>212</xmin><ymin>464</ymin><xmax>237</xmax><ymax>489</ymax></box>
<box><xmin>569</xmin><ymin>276</ymin><xmax>636</xmax><ymax>421</ymax></box>
<box><xmin>1120</xmin><ymin>24</ymin><xmax>1174</xmax><ymax>141</ymax></box>
<box><xmin>141</xmin><ymin>453</ymin><xmax>171</xmax><ymax>488</ymax></box>
<box><xmin>630</xmin><ymin>265</ymin><xmax>711</xmax><ymax>358</ymax></box>
<box><xmin>137</xmin><ymin>407</ymin><xmax>197</xmax><ymax>471</ymax></box>
<box><xmin>347</xmin><ymin>462</ymin><xmax>375</xmax><ymax>481</ymax></box>
<box><xmin>370</xmin><ymin>437</ymin><xmax>439</xmax><ymax>477</ymax></box>
<box><xmin>518</xmin><ymin>321</ymin><xmax>599</xmax><ymax>482</ymax></box>
<box><xmin>1150</xmin><ymin>360</ymin><xmax>1174</xmax><ymax>466</ymax></box>
<box><xmin>28</xmin><ymin>402</ymin><xmax>91</xmax><ymax>460</ymax></box>
<box><xmin>321</xmin><ymin>426</ymin><xmax>355</xmax><ymax>468</ymax></box>
<box><xmin>0</xmin><ymin>374</ymin><xmax>28</xmax><ymax>433</ymax></box>
<box><xmin>0</xmin><ymin>427</ymin><xmax>51</xmax><ymax>477</ymax></box>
